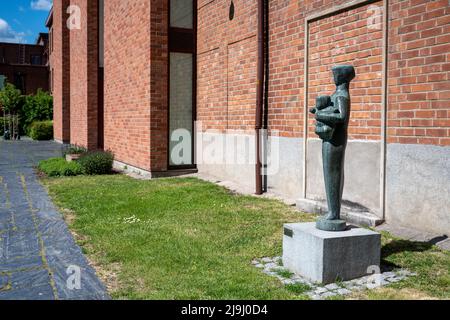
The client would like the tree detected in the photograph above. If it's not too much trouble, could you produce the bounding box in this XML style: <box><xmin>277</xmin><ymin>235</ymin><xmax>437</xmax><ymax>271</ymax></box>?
<box><xmin>0</xmin><ymin>83</ymin><xmax>23</xmax><ymax>114</ymax></box>
<box><xmin>0</xmin><ymin>82</ymin><xmax>24</xmax><ymax>140</ymax></box>
<box><xmin>22</xmin><ymin>89</ymin><xmax>53</xmax><ymax>134</ymax></box>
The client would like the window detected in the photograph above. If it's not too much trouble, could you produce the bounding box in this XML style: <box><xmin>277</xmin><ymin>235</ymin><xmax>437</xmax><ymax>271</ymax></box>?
<box><xmin>170</xmin><ymin>0</ymin><xmax>193</xmax><ymax>29</ymax></box>
<box><xmin>169</xmin><ymin>0</ymin><xmax>196</xmax><ymax>167</ymax></box>
<box><xmin>99</xmin><ymin>0</ymin><xmax>104</xmax><ymax>68</ymax></box>
<box><xmin>14</xmin><ymin>73</ymin><xmax>26</xmax><ymax>93</ymax></box>
<box><xmin>50</xmin><ymin>68</ymin><xmax>54</xmax><ymax>93</ymax></box>
<box><xmin>50</xmin><ymin>28</ymin><xmax>53</xmax><ymax>53</ymax></box>
<box><xmin>31</xmin><ymin>55</ymin><xmax>42</xmax><ymax>65</ymax></box>
<box><xmin>169</xmin><ymin>52</ymin><xmax>194</xmax><ymax>166</ymax></box>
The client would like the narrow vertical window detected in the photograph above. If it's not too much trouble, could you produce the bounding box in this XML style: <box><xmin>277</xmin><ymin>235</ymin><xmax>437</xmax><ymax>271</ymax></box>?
<box><xmin>98</xmin><ymin>0</ymin><xmax>104</xmax><ymax>69</ymax></box>
<box><xmin>169</xmin><ymin>0</ymin><xmax>196</xmax><ymax>167</ymax></box>
<box><xmin>170</xmin><ymin>0</ymin><xmax>193</xmax><ymax>29</ymax></box>
<box><xmin>97</xmin><ymin>0</ymin><xmax>105</xmax><ymax>149</ymax></box>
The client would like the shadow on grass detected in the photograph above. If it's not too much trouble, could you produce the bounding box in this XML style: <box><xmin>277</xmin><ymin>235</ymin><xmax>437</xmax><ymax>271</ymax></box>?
<box><xmin>380</xmin><ymin>239</ymin><xmax>435</xmax><ymax>272</ymax></box>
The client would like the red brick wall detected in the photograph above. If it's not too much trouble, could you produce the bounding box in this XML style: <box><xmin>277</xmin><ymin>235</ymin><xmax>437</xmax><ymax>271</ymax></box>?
<box><xmin>268</xmin><ymin>0</ymin><xmax>382</xmax><ymax>139</ymax></box>
<box><xmin>197</xmin><ymin>0</ymin><xmax>449</xmax><ymax>146</ymax></box>
<box><xmin>227</xmin><ymin>37</ymin><xmax>257</xmax><ymax>131</ymax></box>
<box><xmin>104</xmin><ymin>0</ymin><xmax>168</xmax><ymax>172</ymax></box>
<box><xmin>197</xmin><ymin>0</ymin><xmax>258</xmax><ymax>133</ymax></box>
<box><xmin>0</xmin><ymin>43</ymin><xmax>47</xmax><ymax>65</ymax></box>
<box><xmin>51</xmin><ymin>0</ymin><xmax>71</xmax><ymax>143</ymax></box>
<box><xmin>388</xmin><ymin>0</ymin><xmax>450</xmax><ymax>146</ymax></box>
<box><xmin>104</xmin><ymin>0</ymin><xmax>152</xmax><ymax>170</ymax></box>
<box><xmin>69</xmin><ymin>0</ymin><xmax>98</xmax><ymax>149</ymax></box>
<box><xmin>308</xmin><ymin>2</ymin><xmax>383</xmax><ymax>141</ymax></box>
<box><xmin>267</xmin><ymin>0</ymin><xmax>304</xmax><ymax>138</ymax></box>
<box><xmin>149</xmin><ymin>0</ymin><xmax>169</xmax><ymax>171</ymax></box>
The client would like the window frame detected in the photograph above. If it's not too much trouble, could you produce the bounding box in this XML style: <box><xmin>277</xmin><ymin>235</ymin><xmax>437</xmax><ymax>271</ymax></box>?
<box><xmin>167</xmin><ymin>0</ymin><xmax>197</xmax><ymax>170</ymax></box>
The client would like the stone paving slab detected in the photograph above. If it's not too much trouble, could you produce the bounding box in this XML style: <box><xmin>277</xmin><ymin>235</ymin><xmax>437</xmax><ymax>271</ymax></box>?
<box><xmin>437</xmin><ymin>239</ymin><xmax>450</xmax><ymax>251</ymax></box>
<box><xmin>0</xmin><ymin>140</ymin><xmax>109</xmax><ymax>300</ymax></box>
<box><xmin>252</xmin><ymin>256</ymin><xmax>417</xmax><ymax>300</ymax></box>
<box><xmin>376</xmin><ymin>223</ymin><xmax>449</xmax><ymax>251</ymax></box>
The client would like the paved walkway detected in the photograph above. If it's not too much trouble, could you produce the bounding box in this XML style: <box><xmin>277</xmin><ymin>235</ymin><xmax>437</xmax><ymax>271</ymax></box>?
<box><xmin>376</xmin><ymin>223</ymin><xmax>449</xmax><ymax>251</ymax></box>
<box><xmin>0</xmin><ymin>139</ymin><xmax>109</xmax><ymax>300</ymax></box>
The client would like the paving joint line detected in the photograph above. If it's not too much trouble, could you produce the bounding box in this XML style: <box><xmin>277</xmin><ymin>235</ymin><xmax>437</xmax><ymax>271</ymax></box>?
<box><xmin>20</xmin><ymin>173</ymin><xmax>59</xmax><ymax>300</ymax></box>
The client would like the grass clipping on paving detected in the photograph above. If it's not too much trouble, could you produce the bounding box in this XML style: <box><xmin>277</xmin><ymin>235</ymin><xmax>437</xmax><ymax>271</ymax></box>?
<box><xmin>42</xmin><ymin>175</ymin><xmax>450</xmax><ymax>300</ymax></box>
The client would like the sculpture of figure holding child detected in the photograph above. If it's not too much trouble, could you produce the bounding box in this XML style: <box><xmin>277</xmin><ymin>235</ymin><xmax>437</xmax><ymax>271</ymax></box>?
<box><xmin>310</xmin><ymin>65</ymin><xmax>356</xmax><ymax>232</ymax></box>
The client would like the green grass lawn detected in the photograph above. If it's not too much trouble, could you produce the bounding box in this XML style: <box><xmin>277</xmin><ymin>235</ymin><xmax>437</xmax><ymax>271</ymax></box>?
<box><xmin>42</xmin><ymin>175</ymin><xmax>450</xmax><ymax>300</ymax></box>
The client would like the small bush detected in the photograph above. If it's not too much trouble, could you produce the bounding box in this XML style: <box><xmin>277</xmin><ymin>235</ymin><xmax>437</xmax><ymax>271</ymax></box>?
<box><xmin>30</xmin><ymin>121</ymin><xmax>53</xmax><ymax>140</ymax></box>
<box><xmin>38</xmin><ymin>158</ymin><xmax>83</xmax><ymax>177</ymax></box>
<box><xmin>78</xmin><ymin>151</ymin><xmax>114</xmax><ymax>175</ymax></box>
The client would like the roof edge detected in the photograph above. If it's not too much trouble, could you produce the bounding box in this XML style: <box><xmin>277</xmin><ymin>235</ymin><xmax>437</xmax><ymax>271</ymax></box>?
<box><xmin>45</xmin><ymin>6</ymin><xmax>53</xmax><ymax>27</ymax></box>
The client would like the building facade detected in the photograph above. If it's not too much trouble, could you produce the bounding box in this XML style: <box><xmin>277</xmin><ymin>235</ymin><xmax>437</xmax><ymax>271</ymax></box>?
<box><xmin>49</xmin><ymin>0</ymin><xmax>450</xmax><ymax>235</ymax></box>
<box><xmin>47</xmin><ymin>1</ymin><xmax>71</xmax><ymax>143</ymax></box>
<box><xmin>0</xmin><ymin>37</ymin><xmax>49</xmax><ymax>94</ymax></box>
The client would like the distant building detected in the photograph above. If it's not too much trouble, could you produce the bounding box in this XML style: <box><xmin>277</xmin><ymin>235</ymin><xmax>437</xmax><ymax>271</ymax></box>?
<box><xmin>0</xmin><ymin>33</ymin><xmax>49</xmax><ymax>95</ymax></box>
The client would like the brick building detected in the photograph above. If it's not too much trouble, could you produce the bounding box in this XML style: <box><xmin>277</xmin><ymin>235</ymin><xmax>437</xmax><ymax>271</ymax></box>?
<box><xmin>49</xmin><ymin>0</ymin><xmax>450</xmax><ymax>235</ymax></box>
<box><xmin>0</xmin><ymin>35</ymin><xmax>49</xmax><ymax>94</ymax></box>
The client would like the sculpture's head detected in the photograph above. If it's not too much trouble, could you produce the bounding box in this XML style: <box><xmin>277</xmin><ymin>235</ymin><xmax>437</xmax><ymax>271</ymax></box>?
<box><xmin>332</xmin><ymin>65</ymin><xmax>356</xmax><ymax>86</ymax></box>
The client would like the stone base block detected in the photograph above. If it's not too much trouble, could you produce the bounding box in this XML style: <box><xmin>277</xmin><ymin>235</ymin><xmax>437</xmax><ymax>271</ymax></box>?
<box><xmin>282</xmin><ymin>222</ymin><xmax>381</xmax><ymax>284</ymax></box>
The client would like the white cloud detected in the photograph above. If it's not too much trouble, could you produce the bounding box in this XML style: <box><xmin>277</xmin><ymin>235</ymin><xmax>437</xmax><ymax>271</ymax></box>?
<box><xmin>31</xmin><ymin>0</ymin><xmax>52</xmax><ymax>11</ymax></box>
<box><xmin>0</xmin><ymin>18</ymin><xmax>26</xmax><ymax>43</ymax></box>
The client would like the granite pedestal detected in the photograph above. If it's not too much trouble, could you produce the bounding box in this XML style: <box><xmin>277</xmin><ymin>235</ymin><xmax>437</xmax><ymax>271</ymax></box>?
<box><xmin>282</xmin><ymin>222</ymin><xmax>381</xmax><ymax>284</ymax></box>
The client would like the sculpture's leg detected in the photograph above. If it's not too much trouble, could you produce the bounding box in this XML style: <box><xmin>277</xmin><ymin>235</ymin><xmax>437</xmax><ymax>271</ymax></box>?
<box><xmin>340</xmin><ymin>154</ymin><xmax>345</xmax><ymax>201</ymax></box>
<box><xmin>317</xmin><ymin>141</ymin><xmax>347</xmax><ymax>231</ymax></box>
<box><xmin>322</xmin><ymin>141</ymin><xmax>344</xmax><ymax>220</ymax></box>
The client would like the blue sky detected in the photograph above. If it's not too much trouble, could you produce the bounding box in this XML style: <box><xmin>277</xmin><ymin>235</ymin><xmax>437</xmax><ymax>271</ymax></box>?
<box><xmin>0</xmin><ymin>0</ymin><xmax>52</xmax><ymax>44</ymax></box>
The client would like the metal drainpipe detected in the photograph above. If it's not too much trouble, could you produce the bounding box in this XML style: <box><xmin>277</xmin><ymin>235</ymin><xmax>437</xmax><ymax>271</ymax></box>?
<box><xmin>255</xmin><ymin>0</ymin><xmax>265</xmax><ymax>195</ymax></box>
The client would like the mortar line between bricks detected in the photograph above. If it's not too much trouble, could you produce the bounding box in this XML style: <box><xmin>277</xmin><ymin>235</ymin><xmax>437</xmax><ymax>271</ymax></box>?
<box><xmin>19</xmin><ymin>173</ymin><xmax>59</xmax><ymax>300</ymax></box>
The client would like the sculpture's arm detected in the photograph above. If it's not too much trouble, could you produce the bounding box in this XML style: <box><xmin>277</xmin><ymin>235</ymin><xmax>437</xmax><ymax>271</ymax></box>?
<box><xmin>315</xmin><ymin>96</ymin><xmax>349</xmax><ymax>125</ymax></box>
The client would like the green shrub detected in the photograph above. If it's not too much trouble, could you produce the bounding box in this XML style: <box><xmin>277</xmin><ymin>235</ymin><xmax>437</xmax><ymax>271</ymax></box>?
<box><xmin>21</xmin><ymin>89</ymin><xmax>53</xmax><ymax>134</ymax></box>
<box><xmin>0</xmin><ymin>83</ymin><xmax>23</xmax><ymax>114</ymax></box>
<box><xmin>30</xmin><ymin>120</ymin><xmax>53</xmax><ymax>140</ymax></box>
<box><xmin>38</xmin><ymin>158</ymin><xmax>83</xmax><ymax>177</ymax></box>
<box><xmin>78</xmin><ymin>151</ymin><xmax>114</xmax><ymax>175</ymax></box>
<box><xmin>0</xmin><ymin>83</ymin><xmax>24</xmax><ymax>137</ymax></box>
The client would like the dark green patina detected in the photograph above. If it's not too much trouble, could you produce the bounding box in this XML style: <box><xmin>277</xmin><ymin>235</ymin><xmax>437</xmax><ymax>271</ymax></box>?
<box><xmin>310</xmin><ymin>65</ymin><xmax>356</xmax><ymax>232</ymax></box>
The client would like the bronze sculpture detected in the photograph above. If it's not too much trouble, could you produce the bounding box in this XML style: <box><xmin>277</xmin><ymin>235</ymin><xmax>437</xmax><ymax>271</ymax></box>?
<box><xmin>311</xmin><ymin>65</ymin><xmax>356</xmax><ymax>231</ymax></box>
